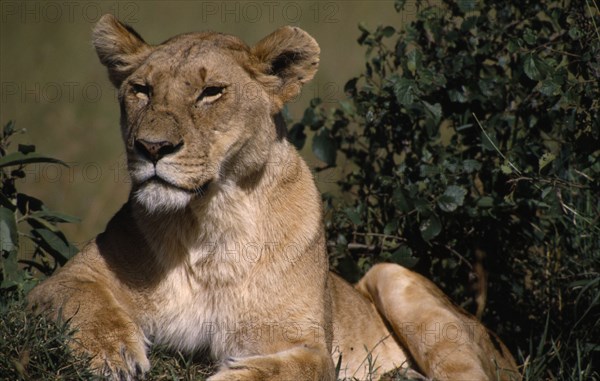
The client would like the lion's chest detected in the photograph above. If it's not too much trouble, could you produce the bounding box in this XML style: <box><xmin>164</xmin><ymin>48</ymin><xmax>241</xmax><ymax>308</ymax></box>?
<box><xmin>145</xmin><ymin>194</ymin><xmax>266</xmax><ymax>359</ymax></box>
<box><xmin>148</xmin><ymin>262</ymin><xmax>252</xmax><ymax>360</ymax></box>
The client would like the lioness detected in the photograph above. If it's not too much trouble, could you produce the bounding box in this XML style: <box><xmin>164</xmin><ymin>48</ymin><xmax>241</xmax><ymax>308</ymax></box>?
<box><xmin>28</xmin><ymin>15</ymin><xmax>519</xmax><ymax>381</ymax></box>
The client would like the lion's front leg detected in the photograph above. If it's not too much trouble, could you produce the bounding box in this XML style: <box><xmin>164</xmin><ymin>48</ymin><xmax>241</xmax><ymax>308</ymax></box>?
<box><xmin>74</xmin><ymin>302</ymin><xmax>150</xmax><ymax>381</ymax></box>
<box><xmin>28</xmin><ymin>273</ymin><xmax>150</xmax><ymax>381</ymax></box>
<box><xmin>207</xmin><ymin>344</ymin><xmax>335</xmax><ymax>381</ymax></box>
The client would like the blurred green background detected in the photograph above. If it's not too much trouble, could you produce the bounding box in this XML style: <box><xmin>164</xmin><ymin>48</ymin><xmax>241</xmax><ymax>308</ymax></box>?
<box><xmin>1</xmin><ymin>0</ymin><xmax>410</xmax><ymax>246</ymax></box>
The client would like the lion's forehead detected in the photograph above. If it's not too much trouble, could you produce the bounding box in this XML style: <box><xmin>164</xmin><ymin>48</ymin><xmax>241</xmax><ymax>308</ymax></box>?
<box><xmin>161</xmin><ymin>32</ymin><xmax>250</xmax><ymax>52</ymax></box>
<box><xmin>136</xmin><ymin>47</ymin><xmax>251</xmax><ymax>88</ymax></box>
<box><xmin>148</xmin><ymin>32</ymin><xmax>251</xmax><ymax>67</ymax></box>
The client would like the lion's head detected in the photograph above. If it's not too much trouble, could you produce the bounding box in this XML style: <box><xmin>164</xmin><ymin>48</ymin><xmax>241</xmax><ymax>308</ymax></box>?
<box><xmin>92</xmin><ymin>15</ymin><xmax>319</xmax><ymax>212</ymax></box>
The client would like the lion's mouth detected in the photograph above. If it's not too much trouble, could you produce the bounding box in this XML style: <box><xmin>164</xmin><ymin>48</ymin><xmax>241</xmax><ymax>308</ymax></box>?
<box><xmin>145</xmin><ymin>176</ymin><xmax>212</xmax><ymax>195</ymax></box>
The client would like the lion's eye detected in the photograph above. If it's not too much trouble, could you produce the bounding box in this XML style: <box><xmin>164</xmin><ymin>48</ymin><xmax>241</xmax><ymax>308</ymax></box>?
<box><xmin>197</xmin><ymin>86</ymin><xmax>224</xmax><ymax>104</ymax></box>
<box><xmin>132</xmin><ymin>83</ymin><xmax>151</xmax><ymax>100</ymax></box>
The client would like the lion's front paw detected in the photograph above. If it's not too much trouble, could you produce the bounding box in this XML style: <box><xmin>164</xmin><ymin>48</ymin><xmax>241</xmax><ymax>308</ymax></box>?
<box><xmin>87</xmin><ymin>340</ymin><xmax>150</xmax><ymax>381</ymax></box>
<box><xmin>206</xmin><ymin>356</ymin><xmax>271</xmax><ymax>381</ymax></box>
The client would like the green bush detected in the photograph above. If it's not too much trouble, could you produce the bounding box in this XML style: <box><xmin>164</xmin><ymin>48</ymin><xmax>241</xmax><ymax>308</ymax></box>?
<box><xmin>291</xmin><ymin>0</ymin><xmax>599</xmax><ymax>379</ymax></box>
<box><xmin>0</xmin><ymin>121</ymin><xmax>92</xmax><ymax>378</ymax></box>
<box><xmin>0</xmin><ymin>121</ymin><xmax>79</xmax><ymax>303</ymax></box>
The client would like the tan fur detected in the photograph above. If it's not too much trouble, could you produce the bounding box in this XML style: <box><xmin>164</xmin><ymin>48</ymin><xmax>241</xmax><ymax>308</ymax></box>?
<box><xmin>28</xmin><ymin>15</ymin><xmax>520</xmax><ymax>381</ymax></box>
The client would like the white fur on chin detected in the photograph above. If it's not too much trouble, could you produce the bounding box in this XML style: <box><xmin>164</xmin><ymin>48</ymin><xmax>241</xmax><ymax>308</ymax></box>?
<box><xmin>133</xmin><ymin>182</ymin><xmax>192</xmax><ymax>213</ymax></box>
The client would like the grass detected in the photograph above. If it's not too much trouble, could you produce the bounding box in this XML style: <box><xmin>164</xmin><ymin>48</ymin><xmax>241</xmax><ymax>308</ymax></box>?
<box><xmin>0</xmin><ymin>297</ymin><xmax>95</xmax><ymax>380</ymax></box>
<box><xmin>145</xmin><ymin>348</ymin><xmax>215</xmax><ymax>381</ymax></box>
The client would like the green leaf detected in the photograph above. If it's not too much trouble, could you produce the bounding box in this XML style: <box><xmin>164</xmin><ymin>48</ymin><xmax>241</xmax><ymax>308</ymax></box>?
<box><xmin>420</xmin><ymin>164</ymin><xmax>440</xmax><ymax>177</ymax></box>
<box><xmin>309</xmin><ymin>98</ymin><xmax>322</xmax><ymax>108</ymax></box>
<box><xmin>445</xmin><ymin>185</ymin><xmax>467</xmax><ymax>204</ymax></box>
<box><xmin>392</xmin><ymin>77</ymin><xmax>418</xmax><ymax>106</ymax></box>
<box><xmin>477</xmin><ymin>196</ymin><xmax>494</xmax><ymax>208</ymax></box>
<box><xmin>420</xmin><ymin>214</ymin><xmax>441</xmax><ymax>241</ymax></box>
<box><xmin>0</xmin><ymin>206</ymin><xmax>18</xmax><ymax>252</ymax></box>
<box><xmin>523</xmin><ymin>28</ymin><xmax>537</xmax><ymax>45</ymax></box>
<box><xmin>524</xmin><ymin>54</ymin><xmax>544</xmax><ymax>81</ymax></box>
<box><xmin>438</xmin><ymin>185</ymin><xmax>467</xmax><ymax>212</ymax></box>
<box><xmin>457</xmin><ymin>0</ymin><xmax>478</xmax><ymax>13</ymax></box>
<box><xmin>31</xmin><ymin>228</ymin><xmax>77</xmax><ymax>264</ymax></box>
<box><xmin>569</xmin><ymin>27</ymin><xmax>583</xmax><ymax>40</ymax></box>
<box><xmin>0</xmin><ymin>192</ymin><xmax>16</xmax><ymax>210</ymax></box>
<box><xmin>437</xmin><ymin>195</ymin><xmax>458</xmax><ymax>212</ymax></box>
<box><xmin>16</xmin><ymin>194</ymin><xmax>45</xmax><ymax>216</ymax></box>
<box><xmin>394</xmin><ymin>0</ymin><xmax>407</xmax><ymax>12</ymax></box>
<box><xmin>312</xmin><ymin>128</ymin><xmax>337</xmax><ymax>166</ymax></box>
<box><xmin>29</xmin><ymin>210</ymin><xmax>80</xmax><ymax>224</ymax></box>
<box><xmin>419</xmin><ymin>69</ymin><xmax>446</xmax><ymax>88</ymax></box>
<box><xmin>449</xmin><ymin>89</ymin><xmax>467</xmax><ymax>103</ymax></box>
<box><xmin>393</xmin><ymin>189</ymin><xmax>412</xmax><ymax>213</ymax></box>
<box><xmin>344</xmin><ymin>208</ymin><xmax>362</xmax><ymax>225</ymax></box>
<box><xmin>381</xmin><ymin>26</ymin><xmax>396</xmax><ymax>37</ymax></box>
<box><xmin>339</xmin><ymin>100</ymin><xmax>354</xmax><ymax>115</ymax></box>
<box><xmin>0</xmin><ymin>152</ymin><xmax>67</xmax><ymax>169</ymax></box>
<box><xmin>407</xmin><ymin>49</ymin><xmax>421</xmax><ymax>74</ymax></box>
<box><xmin>539</xmin><ymin>79</ymin><xmax>561</xmax><ymax>96</ymax></box>
<box><xmin>390</xmin><ymin>246</ymin><xmax>419</xmax><ymax>268</ymax></box>
<box><xmin>18</xmin><ymin>144</ymin><xmax>35</xmax><ymax>154</ymax></box>
<box><xmin>541</xmin><ymin>186</ymin><xmax>554</xmax><ymax>200</ymax></box>
<box><xmin>0</xmin><ymin>249</ymin><xmax>33</xmax><ymax>291</ymax></box>
<box><xmin>301</xmin><ymin>107</ymin><xmax>316</xmax><ymax>126</ymax></box>
<box><xmin>481</xmin><ymin>130</ymin><xmax>499</xmax><ymax>152</ymax></box>
<box><xmin>384</xmin><ymin>219</ymin><xmax>399</xmax><ymax>235</ymax></box>
<box><xmin>422</xmin><ymin>101</ymin><xmax>442</xmax><ymax>125</ymax></box>
<box><xmin>3</xmin><ymin>120</ymin><xmax>16</xmax><ymax>138</ymax></box>
<box><xmin>413</xmin><ymin>198</ymin><xmax>430</xmax><ymax>213</ymax></box>
<box><xmin>507</xmin><ymin>40</ymin><xmax>519</xmax><ymax>53</ymax></box>
<box><xmin>288</xmin><ymin>123</ymin><xmax>306</xmax><ymax>150</ymax></box>
<box><xmin>538</xmin><ymin>152</ymin><xmax>556</xmax><ymax>172</ymax></box>
<box><xmin>500</xmin><ymin>164</ymin><xmax>513</xmax><ymax>174</ymax></box>
<box><xmin>27</xmin><ymin>215</ymin><xmax>62</xmax><ymax>233</ymax></box>
<box><xmin>463</xmin><ymin>159</ymin><xmax>481</xmax><ymax>173</ymax></box>
<box><xmin>344</xmin><ymin>78</ymin><xmax>358</xmax><ymax>96</ymax></box>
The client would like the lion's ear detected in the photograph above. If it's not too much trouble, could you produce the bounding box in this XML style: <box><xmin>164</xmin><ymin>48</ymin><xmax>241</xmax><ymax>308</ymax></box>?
<box><xmin>92</xmin><ymin>14</ymin><xmax>151</xmax><ymax>88</ymax></box>
<box><xmin>252</xmin><ymin>26</ymin><xmax>320</xmax><ymax>105</ymax></box>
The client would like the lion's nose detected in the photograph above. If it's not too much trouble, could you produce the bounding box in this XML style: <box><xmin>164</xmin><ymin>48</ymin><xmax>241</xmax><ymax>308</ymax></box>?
<box><xmin>134</xmin><ymin>139</ymin><xmax>183</xmax><ymax>163</ymax></box>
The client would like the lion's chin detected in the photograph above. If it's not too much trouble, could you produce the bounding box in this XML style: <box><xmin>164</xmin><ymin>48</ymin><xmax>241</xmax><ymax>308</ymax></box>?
<box><xmin>133</xmin><ymin>181</ymin><xmax>192</xmax><ymax>213</ymax></box>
